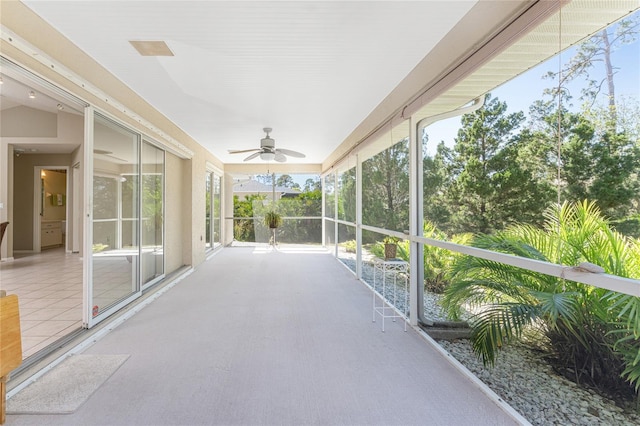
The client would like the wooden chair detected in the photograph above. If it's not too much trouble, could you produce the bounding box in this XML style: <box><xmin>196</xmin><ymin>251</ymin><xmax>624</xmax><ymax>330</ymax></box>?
<box><xmin>0</xmin><ymin>293</ymin><xmax>22</xmax><ymax>424</ymax></box>
<box><xmin>0</xmin><ymin>222</ymin><xmax>8</xmax><ymax>261</ymax></box>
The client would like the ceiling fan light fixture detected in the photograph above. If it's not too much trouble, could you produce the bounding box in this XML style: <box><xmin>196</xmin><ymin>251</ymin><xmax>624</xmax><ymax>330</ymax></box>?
<box><xmin>260</xmin><ymin>152</ymin><xmax>275</xmax><ymax>161</ymax></box>
<box><xmin>230</xmin><ymin>127</ymin><xmax>305</xmax><ymax>162</ymax></box>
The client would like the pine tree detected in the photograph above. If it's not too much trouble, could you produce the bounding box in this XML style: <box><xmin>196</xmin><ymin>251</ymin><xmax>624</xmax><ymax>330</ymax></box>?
<box><xmin>444</xmin><ymin>95</ymin><xmax>554</xmax><ymax>234</ymax></box>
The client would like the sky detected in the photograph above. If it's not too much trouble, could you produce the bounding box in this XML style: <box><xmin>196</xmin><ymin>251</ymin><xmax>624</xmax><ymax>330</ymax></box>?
<box><xmin>424</xmin><ymin>15</ymin><xmax>640</xmax><ymax>155</ymax></box>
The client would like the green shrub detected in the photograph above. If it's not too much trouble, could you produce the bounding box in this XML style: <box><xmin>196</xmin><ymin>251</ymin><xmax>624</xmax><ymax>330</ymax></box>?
<box><xmin>342</xmin><ymin>240</ymin><xmax>357</xmax><ymax>253</ymax></box>
<box><xmin>422</xmin><ymin>222</ymin><xmax>472</xmax><ymax>294</ymax></box>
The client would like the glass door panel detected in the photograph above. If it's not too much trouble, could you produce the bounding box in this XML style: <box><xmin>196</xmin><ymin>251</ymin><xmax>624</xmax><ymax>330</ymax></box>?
<box><xmin>91</xmin><ymin>114</ymin><xmax>140</xmax><ymax>318</ymax></box>
<box><xmin>205</xmin><ymin>173</ymin><xmax>212</xmax><ymax>250</ymax></box>
<box><xmin>213</xmin><ymin>174</ymin><xmax>221</xmax><ymax>248</ymax></box>
<box><xmin>141</xmin><ymin>141</ymin><xmax>164</xmax><ymax>287</ymax></box>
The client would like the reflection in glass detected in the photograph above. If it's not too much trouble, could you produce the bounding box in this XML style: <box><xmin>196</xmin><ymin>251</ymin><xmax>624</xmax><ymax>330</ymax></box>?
<box><xmin>337</xmin><ymin>223</ymin><xmax>356</xmax><ymax>273</ymax></box>
<box><xmin>274</xmin><ymin>218</ymin><xmax>322</xmax><ymax>244</ymax></box>
<box><xmin>324</xmin><ymin>218</ymin><xmax>336</xmax><ymax>251</ymax></box>
<box><xmin>337</xmin><ymin>168</ymin><xmax>356</xmax><ymax>223</ymax></box>
<box><xmin>92</xmin><ymin>114</ymin><xmax>140</xmax><ymax>316</ymax></box>
<box><xmin>213</xmin><ymin>174</ymin><xmax>221</xmax><ymax>247</ymax></box>
<box><xmin>323</xmin><ymin>174</ymin><xmax>335</xmax><ymax>218</ymax></box>
<box><xmin>93</xmin><ymin>176</ymin><xmax>117</xmax><ymax>221</ymax></box>
<box><xmin>205</xmin><ymin>173</ymin><xmax>212</xmax><ymax>249</ymax></box>
<box><xmin>362</xmin><ymin>138</ymin><xmax>409</xmax><ymax>232</ymax></box>
<box><xmin>141</xmin><ymin>141</ymin><xmax>164</xmax><ymax>285</ymax></box>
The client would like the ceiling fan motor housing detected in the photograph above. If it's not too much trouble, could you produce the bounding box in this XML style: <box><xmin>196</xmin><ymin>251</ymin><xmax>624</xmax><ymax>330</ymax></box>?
<box><xmin>260</xmin><ymin>136</ymin><xmax>275</xmax><ymax>150</ymax></box>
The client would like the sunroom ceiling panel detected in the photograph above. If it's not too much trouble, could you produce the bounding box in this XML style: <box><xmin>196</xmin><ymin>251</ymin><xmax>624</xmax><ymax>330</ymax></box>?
<box><xmin>19</xmin><ymin>0</ymin><xmax>478</xmax><ymax>165</ymax></box>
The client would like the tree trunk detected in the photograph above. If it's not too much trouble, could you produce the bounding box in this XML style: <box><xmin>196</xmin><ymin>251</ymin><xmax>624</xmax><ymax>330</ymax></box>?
<box><xmin>385</xmin><ymin>150</ymin><xmax>395</xmax><ymax>229</ymax></box>
<box><xmin>601</xmin><ymin>29</ymin><xmax>617</xmax><ymax>127</ymax></box>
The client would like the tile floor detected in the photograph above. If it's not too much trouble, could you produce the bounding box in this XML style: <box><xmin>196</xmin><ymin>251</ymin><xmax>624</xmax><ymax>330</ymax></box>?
<box><xmin>0</xmin><ymin>248</ymin><xmax>83</xmax><ymax>359</ymax></box>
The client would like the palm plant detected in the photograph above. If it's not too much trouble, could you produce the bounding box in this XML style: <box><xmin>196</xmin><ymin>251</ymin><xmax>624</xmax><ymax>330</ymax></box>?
<box><xmin>442</xmin><ymin>200</ymin><xmax>640</xmax><ymax>397</ymax></box>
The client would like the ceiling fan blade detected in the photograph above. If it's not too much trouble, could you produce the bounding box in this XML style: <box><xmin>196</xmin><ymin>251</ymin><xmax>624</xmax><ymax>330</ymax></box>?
<box><xmin>229</xmin><ymin>148</ymin><xmax>260</xmax><ymax>154</ymax></box>
<box><xmin>274</xmin><ymin>153</ymin><xmax>287</xmax><ymax>163</ymax></box>
<box><xmin>243</xmin><ymin>151</ymin><xmax>262</xmax><ymax>161</ymax></box>
<box><xmin>276</xmin><ymin>148</ymin><xmax>305</xmax><ymax>158</ymax></box>
<box><xmin>94</xmin><ymin>149</ymin><xmax>128</xmax><ymax>163</ymax></box>
<box><xmin>106</xmin><ymin>154</ymin><xmax>129</xmax><ymax>163</ymax></box>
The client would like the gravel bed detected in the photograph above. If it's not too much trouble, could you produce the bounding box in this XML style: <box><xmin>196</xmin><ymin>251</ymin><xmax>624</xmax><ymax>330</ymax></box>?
<box><xmin>439</xmin><ymin>340</ymin><xmax>640</xmax><ymax>426</ymax></box>
<box><xmin>338</xmin><ymin>256</ymin><xmax>640</xmax><ymax>425</ymax></box>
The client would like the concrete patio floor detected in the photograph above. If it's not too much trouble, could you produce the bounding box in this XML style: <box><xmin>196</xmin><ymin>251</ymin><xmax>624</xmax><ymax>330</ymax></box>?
<box><xmin>6</xmin><ymin>246</ymin><xmax>526</xmax><ymax>425</ymax></box>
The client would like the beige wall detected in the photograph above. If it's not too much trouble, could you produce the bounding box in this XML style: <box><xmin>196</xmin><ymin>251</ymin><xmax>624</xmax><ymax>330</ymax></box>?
<box><xmin>1</xmin><ymin>106</ymin><xmax>57</xmax><ymax>137</ymax></box>
<box><xmin>1</xmin><ymin>145</ymin><xmax>14</xmax><ymax>260</ymax></box>
<box><xmin>191</xmin><ymin>159</ymin><xmax>205</xmax><ymax>266</ymax></box>
<box><xmin>182</xmin><ymin>158</ymin><xmax>194</xmax><ymax>266</ymax></box>
<box><xmin>165</xmin><ymin>153</ymin><xmax>185</xmax><ymax>272</ymax></box>
<box><xmin>0</xmin><ymin>108</ymin><xmax>82</xmax><ymax>140</ymax></box>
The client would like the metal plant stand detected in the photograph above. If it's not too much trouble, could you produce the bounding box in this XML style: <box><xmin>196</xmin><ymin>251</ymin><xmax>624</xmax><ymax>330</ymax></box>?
<box><xmin>372</xmin><ymin>258</ymin><xmax>409</xmax><ymax>332</ymax></box>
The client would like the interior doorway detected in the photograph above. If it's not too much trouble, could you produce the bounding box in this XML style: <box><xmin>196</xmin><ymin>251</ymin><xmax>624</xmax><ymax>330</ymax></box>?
<box><xmin>34</xmin><ymin>166</ymin><xmax>69</xmax><ymax>252</ymax></box>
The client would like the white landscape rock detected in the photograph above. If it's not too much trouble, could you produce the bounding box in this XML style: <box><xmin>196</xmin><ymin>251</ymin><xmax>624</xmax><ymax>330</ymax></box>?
<box><xmin>437</xmin><ymin>339</ymin><xmax>640</xmax><ymax>426</ymax></box>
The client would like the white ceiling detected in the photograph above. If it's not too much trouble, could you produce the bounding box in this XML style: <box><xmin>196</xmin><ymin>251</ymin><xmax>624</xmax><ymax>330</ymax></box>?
<box><xmin>19</xmin><ymin>0</ymin><xmax>480</xmax><ymax>165</ymax></box>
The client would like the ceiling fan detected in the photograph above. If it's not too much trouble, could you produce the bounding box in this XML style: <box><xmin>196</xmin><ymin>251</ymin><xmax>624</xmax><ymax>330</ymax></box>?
<box><xmin>228</xmin><ymin>128</ymin><xmax>305</xmax><ymax>162</ymax></box>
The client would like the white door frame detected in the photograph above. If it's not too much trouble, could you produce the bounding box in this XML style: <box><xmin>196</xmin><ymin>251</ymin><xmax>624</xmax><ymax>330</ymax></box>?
<box><xmin>72</xmin><ymin>162</ymin><xmax>81</xmax><ymax>253</ymax></box>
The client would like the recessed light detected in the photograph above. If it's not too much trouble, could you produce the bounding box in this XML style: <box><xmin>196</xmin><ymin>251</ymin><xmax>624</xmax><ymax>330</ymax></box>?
<box><xmin>129</xmin><ymin>40</ymin><xmax>174</xmax><ymax>57</ymax></box>
<box><xmin>28</xmin><ymin>90</ymin><xmax>36</xmax><ymax>99</ymax></box>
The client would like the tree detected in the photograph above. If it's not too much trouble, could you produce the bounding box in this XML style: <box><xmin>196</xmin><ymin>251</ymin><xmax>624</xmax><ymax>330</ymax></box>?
<box><xmin>303</xmin><ymin>177</ymin><xmax>321</xmax><ymax>193</ymax></box>
<box><xmin>581</xmin><ymin>131</ymin><xmax>640</xmax><ymax>220</ymax></box>
<box><xmin>233</xmin><ymin>194</ymin><xmax>266</xmax><ymax>241</ymax></box>
<box><xmin>527</xmin><ymin>100</ymin><xmax>640</xmax><ymax>224</ymax></box>
<box><xmin>362</xmin><ymin>138</ymin><xmax>410</xmax><ymax>233</ymax></box>
<box><xmin>276</xmin><ymin>174</ymin><xmax>295</xmax><ymax>189</ymax></box>
<box><xmin>444</xmin><ymin>95</ymin><xmax>553</xmax><ymax>234</ymax></box>
<box><xmin>544</xmin><ymin>17</ymin><xmax>639</xmax><ymax>126</ymax></box>
<box><xmin>338</xmin><ymin>168</ymin><xmax>356</xmax><ymax>223</ymax></box>
<box><xmin>423</xmin><ymin>141</ymin><xmax>453</xmax><ymax>231</ymax></box>
<box><xmin>254</xmin><ymin>173</ymin><xmax>273</xmax><ymax>186</ymax></box>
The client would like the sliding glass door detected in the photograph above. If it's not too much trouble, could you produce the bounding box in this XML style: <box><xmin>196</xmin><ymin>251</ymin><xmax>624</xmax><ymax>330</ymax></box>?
<box><xmin>91</xmin><ymin>114</ymin><xmax>140</xmax><ymax>319</ymax></box>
